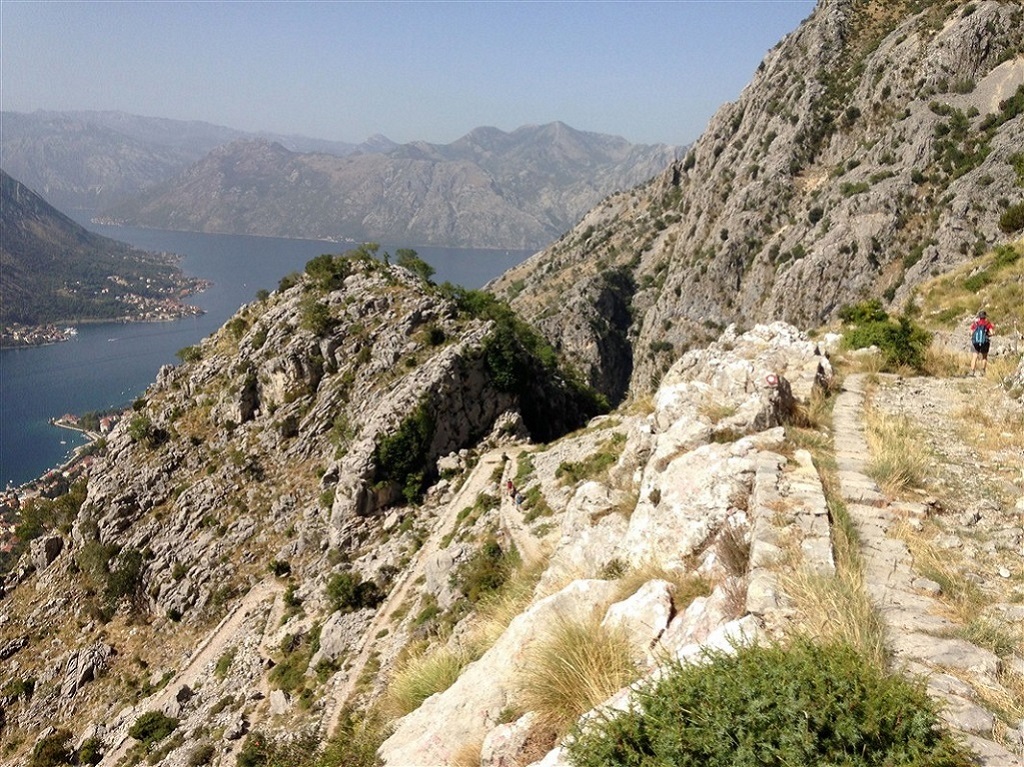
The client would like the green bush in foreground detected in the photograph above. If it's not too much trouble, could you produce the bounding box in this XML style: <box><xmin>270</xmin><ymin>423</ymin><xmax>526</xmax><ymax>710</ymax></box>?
<box><xmin>567</xmin><ymin>639</ymin><xmax>972</xmax><ymax>767</ymax></box>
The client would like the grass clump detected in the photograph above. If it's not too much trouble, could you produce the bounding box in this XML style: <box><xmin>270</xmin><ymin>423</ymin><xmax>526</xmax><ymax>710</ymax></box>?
<box><xmin>555</xmin><ymin>433</ymin><xmax>626</xmax><ymax>486</ymax></box>
<box><xmin>517</xmin><ymin>617</ymin><xmax>637</xmax><ymax>734</ymax></box>
<box><xmin>864</xmin><ymin>408</ymin><xmax>930</xmax><ymax>495</ymax></box>
<box><xmin>385</xmin><ymin>644</ymin><xmax>470</xmax><ymax>716</ymax></box>
<box><xmin>566</xmin><ymin>639</ymin><xmax>973</xmax><ymax>767</ymax></box>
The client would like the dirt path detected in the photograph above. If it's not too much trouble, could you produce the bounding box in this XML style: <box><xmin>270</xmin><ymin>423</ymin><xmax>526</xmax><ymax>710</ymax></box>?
<box><xmin>322</xmin><ymin>449</ymin><xmax>509</xmax><ymax>737</ymax></box>
<box><xmin>101</xmin><ymin>579</ymin><xmax>283</xmax><ymax>766</ymax></box>
<box><xmin>494</xmin><ymin>446</ymin><xmax>547</xmax><ymax>566</ymax></box>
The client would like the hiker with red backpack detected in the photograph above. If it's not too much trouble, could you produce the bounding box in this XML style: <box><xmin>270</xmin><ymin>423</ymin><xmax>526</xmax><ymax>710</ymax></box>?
<box><xmin>969</xmin><ymin>310</ymin><xmax>995</xmax><ymax>376</ymax></box>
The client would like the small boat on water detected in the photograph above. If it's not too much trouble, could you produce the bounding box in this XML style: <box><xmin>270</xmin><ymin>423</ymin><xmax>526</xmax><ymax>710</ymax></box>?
<box><xmin>64</xmin><ymin>327</ymin><xmax>78</xmax><ymax>336</ymax></box>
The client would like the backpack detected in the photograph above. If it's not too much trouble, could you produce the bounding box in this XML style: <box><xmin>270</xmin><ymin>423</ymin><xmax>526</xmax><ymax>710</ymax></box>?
<box><xmin>971</xmin><ymin>323</ymin><xmax>989</xmax><ymax>346</ymax></box>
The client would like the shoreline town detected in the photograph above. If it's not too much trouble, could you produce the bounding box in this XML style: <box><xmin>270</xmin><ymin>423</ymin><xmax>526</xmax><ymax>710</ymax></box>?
<box><xmin>1</xmin><ymin>290</ymin><xmax>207</xmax><ymax>349</ymax></box>
<box><xmin>0</xmin><ymin>412</ymin><xmax>119</xmax><ymax>556</ymax></box>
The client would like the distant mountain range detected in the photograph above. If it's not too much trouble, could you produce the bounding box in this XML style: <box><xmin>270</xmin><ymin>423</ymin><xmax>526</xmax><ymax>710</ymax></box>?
<box><xmin>0</xmin><ymin>169</ymin><xmax>200</xmax><ymax>331</ymax></box>
<box><xmin>1</xmin><ymin>111</ymin><xmax>680</xmax><ymax>249</ymax></box>
<box><xmin>0</xmin><ymin>110</ymin><xmax>393</xmax><ymax>214</ymax></box>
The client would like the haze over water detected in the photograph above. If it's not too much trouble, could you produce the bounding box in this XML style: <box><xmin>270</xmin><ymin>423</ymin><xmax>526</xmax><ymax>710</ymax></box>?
<box><xmin>0</xmin><ymin>226</ymin><xmax>531</xmax><ymax>488</ymax></box>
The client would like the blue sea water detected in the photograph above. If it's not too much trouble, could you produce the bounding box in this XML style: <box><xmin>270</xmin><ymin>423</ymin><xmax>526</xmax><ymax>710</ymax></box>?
<box><xmin>0</xmin><ymin>226</ymin><xmax>532</xmax><ymax>488</ymax></box>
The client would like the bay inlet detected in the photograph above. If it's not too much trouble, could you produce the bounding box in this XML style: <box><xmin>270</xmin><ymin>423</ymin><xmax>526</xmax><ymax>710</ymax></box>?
<box><xmin>0</xmin><ymin>225</ymin><xmax>532</xmax><ymax>488</ymax></box>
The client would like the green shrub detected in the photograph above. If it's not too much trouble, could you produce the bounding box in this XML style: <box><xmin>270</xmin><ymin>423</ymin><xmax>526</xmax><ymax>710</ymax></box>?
<box><xmin>373</xmin><ymin>402</ymin><xmax>435</xmax><ymax>504</ymax></box>
<box><xmin>226</xmin><ymin>317</ymin><xmax>249</xmax><ymax>341</ymax></box>
<box><xmin>962</xmin><ymin>269</ymin><xmax>993</xmax><ymax>292</ymax></box>
<box><xmin>214</xmin><ymin>646</ymin><xmax>236</xmax><ymax>680</ymax></box>
<box><xmin>277</xmin><ymin>271</ymin><xmax>301</xmax><ymax>292</ymax></box>
<box><xmin>240</xmin><ymin>708</ymin><xmax>390</xmax><ymax>767</ymax></box>
<box><xmin>326</xmin><ymin>571</ymin><xmax>383</xmax><ymax>614</ymax></box>
<box><xmin>105</xmin><ymin>546</ymin><xmax>147</xmax><ymax>612</ymax></box>
<box><xmin>29</xmin><ymin>729</ymin><xmax>73</xmax><ymax>767</ymax></box>
<box><xmin>567</xmin><ymin>639</ymin><xmax>972</xmax><ymax>767</ymax></box>
<box><xmin>186</xmin><ymin>742</ymin><xmax>215</xmax><ymax>767</ymax></box>
<box><xmin>993</xmin><ymin>244</ymin><xmax>1021</xmax><ymax>268</ymax></box>
<box><xmin>396</xmin><ymin>248</ymin><xmax>435</xmax><ymax>282</ymax></box>
<box><xmin>127</xmin><ymin>414</ymin><xmax>168</xmax><ymax>449</ymax></box>
<box><xmin>451</xmin><ymin>537</ymin><xmax>519</xmax><ymax>604</ymax></box>
<box><xmin>304</xmin><ymin>253</ymin><xmax>351</xmax><ymax>290</ymax></box>
<box><xmin>842</xmin><ymin>315</ymin><xmax>930</xmax><ymax>371</ymax></box>
<box><xmin>837</xmin><ymin>299</ymin><xmax>888</xmax><ymax>324</ymax></box>
<box><xmin>320</xmin><ymin>707</ymin><xmax>390</xmax><ymax>767</ymax></box>
<box><xmin>128</xmin><ymin>710</ymin><xmax>179</xmax><ymax>748</ymax></box>
<box><xmin>236</xmin><ymin>731</ymin><xmax>320</xmax><ymax>767</ymax></box>
<box><xmin>998</xmin><ymin>201</ymin><xmax>1024</xmax><ymax>233</ymax></box>
<box><xmin>300</xmin><ymin>295</ymin><xmax>334</xmax><ymax>334</ymax></box>
<box><xmin>77</xmin><ymin>737</ymin><xmax>103</xmax><ymax>766</ymax></box>
<box><xmin>175</xmin><ymin>345</ymin><xmax>202</xmax><ymax>363</ymax></box>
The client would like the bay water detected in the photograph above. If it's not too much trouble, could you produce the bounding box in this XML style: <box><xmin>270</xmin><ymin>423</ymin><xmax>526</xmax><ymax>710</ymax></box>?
<box><xmin>0</xmin><ymin>226</ymin><xmax>532</xmax><ymax>488</ymax></box>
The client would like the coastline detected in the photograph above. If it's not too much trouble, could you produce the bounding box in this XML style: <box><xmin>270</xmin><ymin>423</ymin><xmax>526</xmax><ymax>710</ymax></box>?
<box><xmin>1</xmin><ymin>303</ymin><xmax>208</xmax><ymax>350</ymax></box>
<box><xmin>4</xmin><ymin>419</ymin><xmax>107</xmax><ymax>496</ymax></box>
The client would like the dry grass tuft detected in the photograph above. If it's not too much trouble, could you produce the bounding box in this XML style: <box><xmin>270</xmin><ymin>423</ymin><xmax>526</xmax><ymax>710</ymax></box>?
<box><xmin>792</xmin><ymin>384</ymin><xmax>837</xmax><ymax>430</ymax></box>
<box><xmin>782</xmin><ymin>566</ymin><xmax>887</xmax><ymax>668</ymax></box>
<box><xmin>385</xmin><ymin>644</ymin><xmax>471</xmax><ymax>717</ymax></box>
<box><xmin>611</xmin><ymin>560</ymin><xmax>712</xmax><ymax>612</ymax></box>
<box><xmin>698</xmin><ymin>401</ymin><xmax>737</xmax><ymax>424</ymax></box>
<box><xmin>516</xmin><ymin>616</ymin><xmax>637</xmax><ymax>734</ymax></box>
<box><xmin>921</xmin><ymin>346</ymin><xmax>965</xmax><ymax>378</ymax></box>
<box><xmin>954</xmin><ymin>400</ymin><xmax>1024</xmax><ymax>453</ymax></box>
<box><xmin>716</xmin><ymin>523</ymin><xmax>751</xmax><ymax>577</ymax></box>
<box><xmin>863</xmin><ymin>407</ymin><xmax>930</xmax><ymax>495</ymax></box>
<box><xmin>896</xmin><ymin>528</ymin><xmax>987</xmax><ymax>625</ymax></box>
<box><xmin>449</xmin><ymin>738</ymin><xmax>484</xmax><ymax>767</ymax></box>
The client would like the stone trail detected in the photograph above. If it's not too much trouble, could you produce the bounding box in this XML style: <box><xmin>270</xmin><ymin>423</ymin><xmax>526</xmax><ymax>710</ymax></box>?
<box><xmin>833</xmin><ymin>374</ymin><xmax>1022</xmax><ymax>767</ymax></box>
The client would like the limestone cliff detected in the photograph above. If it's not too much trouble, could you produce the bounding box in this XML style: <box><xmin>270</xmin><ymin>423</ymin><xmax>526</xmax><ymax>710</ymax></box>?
<box><xmin>490</xmin><ymin>0</ymin><xmax>1024</xmax><ymax>400</ymax></box>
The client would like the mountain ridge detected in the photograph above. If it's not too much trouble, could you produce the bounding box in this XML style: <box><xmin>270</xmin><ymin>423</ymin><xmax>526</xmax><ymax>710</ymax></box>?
<box><xmin>489</xmin><ymin>0</ymin><xmax>1024</xmax><ymax>401</ymax></box>
<box><xmin>99</xmin><ymin>123</ymin><xmax>680</xmax><ymax>249</ymax></box>
<box><xmin>0</xmin><ymin>110</ymin><xmax>394</xmax><ymax>214</ymax></box>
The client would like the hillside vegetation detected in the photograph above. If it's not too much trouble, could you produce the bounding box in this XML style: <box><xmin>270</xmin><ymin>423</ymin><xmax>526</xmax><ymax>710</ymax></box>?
<box><xmin>0</xmin><ymin>170</ymin><xmax>202</xmax><ymax>329</ymax></box>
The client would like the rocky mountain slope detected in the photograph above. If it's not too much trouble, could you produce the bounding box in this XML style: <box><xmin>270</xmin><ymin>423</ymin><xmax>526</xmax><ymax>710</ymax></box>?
<box><xmin>98</xmin><ymin>123</ymin><xmax>679</xmax><ymax>249</ymax></box>
<box><xmin>489</xmin><ymin>0</ymin><xmax>1024</xmax><ymax>402</ymax></box>
<box><xmin>2</xmin><ymin>298</ymin><xmax>1021</xmax><ymax>766</ymax></box>
<box><xmin>3</xmin><ymin>2</ymin><xmax>1023</xmax><ymax>766</ymax></box>
<box><xmin>0</xmin><ymin>170</ymin><xmax>202</xmax><ymax>329</ymax></box>
<box><xmin>0</xmin><ymin>111</ymin><xmax>384</xmax><ymax>214</ymax></box>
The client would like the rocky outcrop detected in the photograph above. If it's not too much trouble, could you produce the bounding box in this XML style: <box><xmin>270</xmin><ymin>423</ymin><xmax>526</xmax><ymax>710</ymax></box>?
<box><xmin>491</xmin><ymin>0</ymin><xmax>1024</xmax><ymax>400</ymax></box>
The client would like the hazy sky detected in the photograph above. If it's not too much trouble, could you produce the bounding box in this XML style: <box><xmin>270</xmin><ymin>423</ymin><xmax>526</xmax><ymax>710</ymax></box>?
<box><xmin>2</xmin><ymin>0</ymin><xmax>816</xmax><ymax>147</ymax></box>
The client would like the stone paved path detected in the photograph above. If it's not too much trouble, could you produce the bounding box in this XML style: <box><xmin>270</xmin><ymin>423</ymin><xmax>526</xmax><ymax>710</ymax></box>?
<box><xmin>833</xmin><ymin>374</ymin><xmax>1022</xmax><ymax>766</ymax></box>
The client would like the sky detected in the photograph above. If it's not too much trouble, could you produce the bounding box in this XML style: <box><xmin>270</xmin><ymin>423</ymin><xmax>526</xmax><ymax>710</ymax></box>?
<box><xmin>1</xmin><ymin>0</ymin><xmax>817</xmax><ymax>148</ymax></box>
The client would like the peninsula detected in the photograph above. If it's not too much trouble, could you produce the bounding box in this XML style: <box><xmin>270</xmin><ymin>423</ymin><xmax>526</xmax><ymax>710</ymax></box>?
<box><xmin>0</xmin><ymin>169</ymin><xmax>206</xmax><ymax>348</ymax></box>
